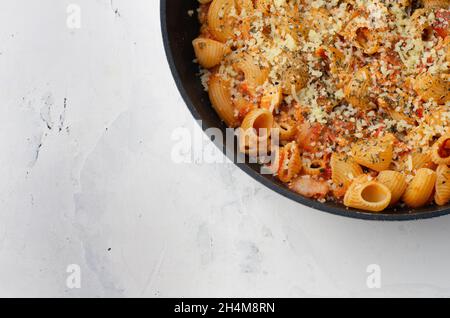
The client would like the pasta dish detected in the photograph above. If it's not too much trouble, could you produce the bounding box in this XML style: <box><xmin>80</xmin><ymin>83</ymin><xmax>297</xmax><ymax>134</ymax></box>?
<box><xmin>192</xmin><ymin>0</ymin><xmax>450</xmax><ymax>212</ymax></box>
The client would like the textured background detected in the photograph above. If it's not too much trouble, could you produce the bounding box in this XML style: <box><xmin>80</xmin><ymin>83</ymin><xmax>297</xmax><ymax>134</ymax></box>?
<box><xmin>1</xmin><ymin>0</ymin><xmax>450</xmax><ymax>297</ymax></box>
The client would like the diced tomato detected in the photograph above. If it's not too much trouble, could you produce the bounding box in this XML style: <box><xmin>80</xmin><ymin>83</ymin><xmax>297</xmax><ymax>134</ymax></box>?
<box><xmin>416</xmin><ymin>107</ymin><xmax>424</xmax><ymax>119</ymax></box>
<box><xmin>321</xmin><ymin>167</ymin><xmax>332</xmax><ymax>180</ymax></box>
<box><xmin>438</xmin><ymin>139</ymin><xmax>450</xmax><ymax>159</ymax></box>
<box><xmin>311</xmin><ymin>122</ymin><xmax>323</xmax><ymax>135</ymax></box>
<box><xmin>373</xmin><ymin>125</ymin><xmax>385</xmax><ymax>138</ymax></box>
<box><xmin>239</xmin><ymin>83</ymin><xmax>252</xmax><ymax>95</ymax></box>
<box><xmin>435</xmin><ymin>27</ymin><xmax>448</xmax><ymax>38</ymax></box>
<box><xmin>315</xmin><ymin>47</ymin><xmax>328</xmax><ymax>60</ymax></box>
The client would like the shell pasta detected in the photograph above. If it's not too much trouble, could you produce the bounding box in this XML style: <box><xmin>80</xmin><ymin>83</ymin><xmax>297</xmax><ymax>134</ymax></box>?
<box><xmin>192</xmin><ymin>0</ymin><xmax>450</xmax><ymax>212</ymax></box>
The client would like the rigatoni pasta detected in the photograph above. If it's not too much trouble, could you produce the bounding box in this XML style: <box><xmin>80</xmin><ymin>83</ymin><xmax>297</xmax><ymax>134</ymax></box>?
<box><xmin>344</xmin><ymin>175</ymin><xmax>392</xmax><ymax>212</ymax></box>
<box><xmin>351</xmin><ymin>135</ymin><xmax>394</xmax><ymax>172</ymax></box>
<box><xmin>207</xmin><ymin>0</ymin><xmax>236</xmax><ymax>42</ymax></box>
<box><xmin>330</xmin><ymin>153</ymin><xmax>364</xmax><ymax>198</ymax></box>
<box><xmin>399</xmin><ymin>151</ymin><xmax>434</xmax><ymax>173</ymax></box>
<box><xmin>192</xmin><ymin>38</ymin><xmax>231</xmax><ymax>69</ymax></box>
<box><xmin>193</xmin><ymin>0</ymin><xmax>450</xmax><ymax>213</ymax></box>
<box><xmin>208</xmin><ymin>74</ymin><xmax>239</xmax><ymax>127</ymax></box>
<box><xmin>277</xmin><ymin>141</ymin><xmax>302</xmax><ymax>183</ymax></box>
<box><xmin>377</xmin><ymin>171</ymin><xmax>408</xmax><ymax>206</ymax></box>
<box><xmin>239</xmin><ymin>108</ymin><xmax>273</xmax><ymax>155</ymax></box>
<box><xmin>403</xmin><ymin>168</ymin><xmax>437</xmax><ymax>208</ymax></box>
<box><xmin>423</xmin><ymin>0</ymin><xmax>450</xmax><ymax>9</ymax></box>
<box><xmin>431</xmin><ymin>133</ymin><xmax>450</xmax><ymax>165</ymax></box>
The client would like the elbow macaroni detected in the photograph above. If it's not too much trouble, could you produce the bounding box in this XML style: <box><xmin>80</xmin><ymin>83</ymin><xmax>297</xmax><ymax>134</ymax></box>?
<box><xmin>193</xmin><ymin>0</ymin><xmax>450</xmax><ymax>212</ymax></box>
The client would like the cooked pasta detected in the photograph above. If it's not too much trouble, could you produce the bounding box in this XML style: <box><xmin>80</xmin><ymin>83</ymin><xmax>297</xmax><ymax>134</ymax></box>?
<box><xmin>231</xmin><ymin>53</ymin><xmax>269</xmax><ymax>94</ymax></box>
<box><xmin>275</xmin><ymin>121</ymin><xmax>297</xmax><ymax>142</ymax></box>
<box><xmin>351</xmin><ymin>135</ymin><xmax>394</xmax><ymax>172</ymax></box>
<box><xmin>413</xmin><ymin>73</ymin><xmax>450</xmax><ymax>105</ymax></box>
<box><xmin>435</xmin><ymin>164</ymin><xmax>450</xmax><ymax>205</ymax></box>
<box><xmin>261</xmin><ymin>86</ymin><xmax>283</xmax><ymax>113</ymax></box>
<box><xmin>193</xmin><ymin>0</ymin><xmax>450</xmax><ymax>212</ymax></box>
<box><xmin>423</xmin><ymin>0</ymin><xmax>450</xmax><ymax>9</ymax></box>
<box><xmin>207</xmin><ymin>0</ymin><xmax>236</xmax><ymax>42</ymax></box>
<box><xmin>344</xmin><ymin>67</ymin><xmax>374</xmax><ymax>111</ymax></box>
<box><xmin>403</xmin><ymin>168</ymin><xmax>437</xmax><ymax>208</ymax></box>
<box><xmin>302</xmin><ymin>157</ymin><xmax>327</xmax><ymax>176</ymax></box>
<box><xmin>193</xmin><ymin>38</ymin><xmax>231</xmax><ymax>69</ymax></box>
<box><xmin>330</xmin><ymin>153</ymin><xmax>364</xmax><ymax>197</ymax></box>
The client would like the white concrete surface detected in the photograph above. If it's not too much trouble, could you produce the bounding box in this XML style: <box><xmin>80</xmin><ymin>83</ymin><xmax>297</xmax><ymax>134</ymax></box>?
<box><xmin>0</xmin><ymin>0</ymin><xmax>450</xmax><ymax>297</ymax></box>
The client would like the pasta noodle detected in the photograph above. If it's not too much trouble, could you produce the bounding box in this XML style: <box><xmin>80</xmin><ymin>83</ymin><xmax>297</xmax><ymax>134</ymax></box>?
<box><xmin>277</xmin><ymin>142</ymin><xmax>302</xmax><ymax>183</ymax></box>
<box><xmin>193</xmin><ymin>38</ymin><xmax>231</xmax><ymax>69</ymax></box>
<box><xmin>398</xmin><ymin>151</ymin><xmax>434</xmax><ymax>173</ymax></box>
<box><xmin>413</xmin><ymin>73</ymin><xmax>450</xmax><ymax>105</ymax></box>
<box><xmin>343</xmin><ymin>67</ymin><xmax>374</xmax><ymax>111</ymax></box>
<box><xmin>351</xmin><ymin>135</ymin><xmax>394</xmax><ymax>172</ymax></box>
<box><xmin>231</xmin><ymin>53</ymin><xmax>269</xmax><ymax>94</ymax></box>
<box><xmin>193</xmin><ymin>0</ymin><xmax>450</xmax><ymax>213</ymax></box>
<box><xmin>403</xmin><ymin>168</ymin><xmax>437</xmax><ymax>208</ymax></box>
<box><xmin>342</xmin><ymin>11</ymin><xmax>384</xmax><ymax>55</ymax></box>
<box><xmin>239</xmin><ymin>108</ymin><xmax>273</xmax><ymax>155</ymax></box>
<box><xmin>423</xmin><ymin>0</ymin><xmax>450</xmax><ymax>9</ymax></box>
<box><xmin>279</xmin><ymin>52</ymin><xmax>309</xmax><ymax>95</ymax></box>
<box><xmin>344</xmin><ymin>175</ymin><xmax>392</xmax><ymax>212</ymax></box>
<box><xmin>207</xmin><ymin>0</ymin><xmax>237</xmax><ymax>42</ymax></box>
<box><xmin>377</xmin><ymin>170</ymin><xmax>408</xmax><ymax>205</ymax></box>
<box><xmin>208</xmin><ymin>74</ymin><xmax>239</xmax><ymax>127</ymax></box>
<box><xmin>274</xmin><ymin>121</ymin><xmax>297</xmax><ymax>143</ymax></box>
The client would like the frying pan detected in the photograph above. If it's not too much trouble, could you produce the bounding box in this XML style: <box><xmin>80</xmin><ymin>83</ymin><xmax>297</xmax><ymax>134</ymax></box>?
<box><xmin>160</xmin><ymin>0</ymin><xmax>450</xmax><ymax>221</ymax></box>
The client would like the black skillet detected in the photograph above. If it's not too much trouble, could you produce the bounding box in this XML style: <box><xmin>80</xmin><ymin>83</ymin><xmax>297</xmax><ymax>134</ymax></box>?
<box><xmin>160</xmin><ymin>0</ymin><xmax>450</xmax><ymax>221</ymax></box>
